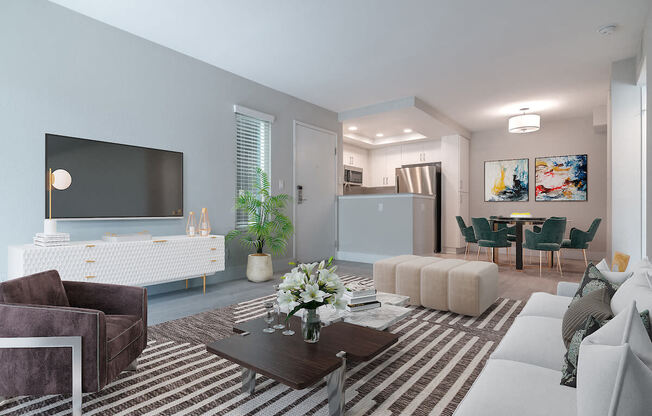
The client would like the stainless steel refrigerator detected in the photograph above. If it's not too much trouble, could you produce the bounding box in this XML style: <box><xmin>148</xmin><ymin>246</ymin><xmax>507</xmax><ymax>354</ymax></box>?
<box><xmin>395</xmin><ymin>162</ymin><xmax>442</xmax><ymax>253</ymax></box>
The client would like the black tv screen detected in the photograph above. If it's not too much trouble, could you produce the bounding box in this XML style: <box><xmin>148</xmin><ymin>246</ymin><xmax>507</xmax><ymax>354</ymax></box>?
<box><xmin>45</xmin><ymin>134</ymin><xmax>183</xmax><ymax>219</ymax></box>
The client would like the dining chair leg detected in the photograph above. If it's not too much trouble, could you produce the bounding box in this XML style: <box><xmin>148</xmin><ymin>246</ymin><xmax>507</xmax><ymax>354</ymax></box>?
<box><xmin>464</xmin><ymin>242</ymin><xmax>469</xmax><ymax>260</ymax></box>
<box><xmin>539</xmin><ymin>251</ymin><xmax>542</xmax><ymax>277</ymax></box>
<box><xmin>556</xmin><ymin>251</ymin><xmax>563</xmax><ymax>277</ymax></box>
<box><xmin>582</xmin><ymin>249</ymin><xmax>588</xmax><ymax>267</ymax></box>
<box><xmin>477</xmin><ymin>246</ymin><xmax>481</xmax><ymax>261</ymax></box>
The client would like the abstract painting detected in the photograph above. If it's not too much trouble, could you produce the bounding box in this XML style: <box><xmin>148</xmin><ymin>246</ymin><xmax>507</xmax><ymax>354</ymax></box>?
<box><xmin>484</xmin><ymin>158</ymin><xmax>529</xmax><ymax>202</ymax></box>
<box><xmin>535</xmin><ymin>154</ymin><xmax>587</xmax><ymax>201</ymax></box>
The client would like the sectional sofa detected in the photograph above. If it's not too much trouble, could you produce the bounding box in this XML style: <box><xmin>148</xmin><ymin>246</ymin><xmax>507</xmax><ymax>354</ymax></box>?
<box><xmin>454</xmin><ymin>262</ymin><xmax>652</xmax><ymax>415</ymax></box>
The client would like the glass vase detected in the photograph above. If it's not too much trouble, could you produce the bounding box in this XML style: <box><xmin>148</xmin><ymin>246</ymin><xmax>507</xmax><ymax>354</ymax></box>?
<box><xmin>199</xmin><ymin>207</ymin><xmax>211</xmax><ymax>236</ymax></box>
<box><xmin>301</xmin><ymin>308</ymin><xmax>321</xmax><ymax>343</ymax></box>
<box><xmin>186</xmin><ymin>211</ymin><xmax>197</xmax><ymax>237</ymax></box>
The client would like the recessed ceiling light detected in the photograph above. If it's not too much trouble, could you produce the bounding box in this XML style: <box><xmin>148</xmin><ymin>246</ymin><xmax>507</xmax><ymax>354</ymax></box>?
<box><xmin>348</xmin><ymin>126</ymin><xmax>358</xmax><ymax>131</ymax></box>
<box><xmin>597</xmin><ymin>24</ymin><xmax>617</xmax><ymax>36</ymax></box>
<box><xmin>376</xmin><ymin>133</ymin><xmax>384</xmax><ymax>137</ymax></box>
<box><xmin>403</xmin><ymin>128</ymin><xmax>413</xmax><ymax>133</ymax></box>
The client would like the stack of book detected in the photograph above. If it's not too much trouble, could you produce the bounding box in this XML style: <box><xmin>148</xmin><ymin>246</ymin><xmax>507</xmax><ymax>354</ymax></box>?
<box><xmin>33</xmin><ymin>232</ymin><xmax>70</xmax><ymax>247</ymax></box>
<box><xmin>343</xmin><ymin>283</ymin><xmax>380</xmax><ymax>312</ymax></box>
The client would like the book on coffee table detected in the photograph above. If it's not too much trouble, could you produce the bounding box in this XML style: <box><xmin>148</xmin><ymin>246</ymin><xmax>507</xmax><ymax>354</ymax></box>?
<box><xmin>346</xmin><ymin>300</ymin><xmax>381</xmax><ymax>312</ymax></box>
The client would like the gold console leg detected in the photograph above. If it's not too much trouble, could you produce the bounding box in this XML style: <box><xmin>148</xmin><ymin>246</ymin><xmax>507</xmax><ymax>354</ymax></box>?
<box><xmin>185</xmin><ymin>279</ymin><xmax>188</xmax><ymax>289</ymax></box>
<box><xmin>203</xmin><ymin>275</ymin><xmax>206</xmax><ymax>294</ymax></box>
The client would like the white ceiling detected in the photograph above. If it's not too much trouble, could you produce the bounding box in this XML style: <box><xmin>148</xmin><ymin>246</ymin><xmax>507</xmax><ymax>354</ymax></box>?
<box><xmin>50</xmin><ymin>0</ymin><xmax>650</xmax><ymax>132</ymax></box>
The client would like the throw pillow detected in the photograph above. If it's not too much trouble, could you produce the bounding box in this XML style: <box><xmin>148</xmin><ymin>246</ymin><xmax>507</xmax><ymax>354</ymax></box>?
<box><xmin>562</xmin><ymin>288</ymin><xmax>613</xmax><ymax>348</ymax></box>
<box><xmin>641</xmin><ymin>310</ymin><xmax>652</xmax><ymax>341</ymax></box>
<box><xmin>560</xmin><ymin>315</ymin><xmax>602</xmax><ymax>388</ymax></box>
<box><xmin>610</xmin><ymin>271</ymin><xmax>652</xmax><ymax>315</ymax></box>
<box><xmin>571</xmin><ymin>263</ymin><xmax>620</xmax><ymax>306</ymax></box>
<box><xmin>595</xmin><ymin>258</ymin><xmax>633</xmax><ymax>285</ymax></box>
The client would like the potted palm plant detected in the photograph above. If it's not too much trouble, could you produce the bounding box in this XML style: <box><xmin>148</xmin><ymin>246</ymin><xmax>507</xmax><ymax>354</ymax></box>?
<box><xmin>226</xmin><ymin>168</ymin><xmax>293</xmax><ymax>282</ymax></box>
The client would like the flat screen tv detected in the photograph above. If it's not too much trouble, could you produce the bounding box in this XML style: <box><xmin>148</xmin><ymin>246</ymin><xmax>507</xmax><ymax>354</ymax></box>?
<box><xmin>45</xmin><ymin>134</ymin><xmax>183</xmax><ymax>219</ymax></box>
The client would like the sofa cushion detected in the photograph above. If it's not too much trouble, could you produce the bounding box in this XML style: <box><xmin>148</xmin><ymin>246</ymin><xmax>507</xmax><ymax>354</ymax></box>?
<box><xmin>0</xmin><ymin>270</ymin><xmax>69</xmax><ymax>307</ymax></box>
<box><xmin>453</xmin><ymin>359</ymin><xmax>577</xmax><ymax>416</ymax></box>
<box><xmin>491</xmin><ymin>316</ymin><xmax>567</xmax><ymax>371</ymax></box>
<box><xmin>595</xmin><ymin>259</ymin><xmax>633</xmax><ymax>285</ymax></box>
<box><xmin>577</xmin><ymin>343</ymin><xmax>652</xmax><ymax>416</ymax></box>
<box><xmin>562</xmin><ymin>288</ymin><xmax>613</xmax><ymax>348</ymax></box>
<box><xmin>106</xmin><ymin>314</ymin><xmax>143</xmax><ymax>361</ymax></box>
<box><xmin>571</xmin><ymin>263</ymin><xmax>619</xmax><ymax>305</ymax></box>
<box><xmin>520</xmin><ymin>292</ymin><xmax>572</xmax><ymax>319</ymax></box>
<box><xmin>611</xmin><ymin>272</ymin><xmax>652</xmax><ymax>315</ymax></box>
<box><xmin>560</xmin><ymin>315</ymin><xmax>602</xmax><ymax>387</ymax></box>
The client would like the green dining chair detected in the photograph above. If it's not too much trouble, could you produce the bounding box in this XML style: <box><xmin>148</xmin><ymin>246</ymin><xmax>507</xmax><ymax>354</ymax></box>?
<box><xmin>524</xmin><ymin>217</ymin><xmax>567</xmax><ymax>277</ymax></box>
<box><xmin>456</xmin><ymin>216</ymin><xmax>478</xmax><ymax>259</ymax></box>
<box><xmin>561</xmin><ymin>218</ymin><xmax>601</xmax><ymax>267</ymax></box>
<box><xmin>472</xmin><ymin>217</ymin><xmax>511</xmax><ymax>263</ymax></box>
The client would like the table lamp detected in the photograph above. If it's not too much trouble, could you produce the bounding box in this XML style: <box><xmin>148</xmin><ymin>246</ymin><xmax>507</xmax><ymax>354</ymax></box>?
<box><xmin>45</xmin><ymin>168</ymin><xmax>72</xmax><ymax>235</ymax></box>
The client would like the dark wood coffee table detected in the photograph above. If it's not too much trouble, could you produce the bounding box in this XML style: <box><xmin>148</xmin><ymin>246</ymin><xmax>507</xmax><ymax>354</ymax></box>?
<box><xmin>206</xmin><ymin>315</ymin><xmax>398</xmax><ymax>416</ymax></box>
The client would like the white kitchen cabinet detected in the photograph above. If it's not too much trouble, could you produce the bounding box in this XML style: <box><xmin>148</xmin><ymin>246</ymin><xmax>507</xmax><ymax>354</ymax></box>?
<box><xmin>441</xmin><ymin>135</ymin><xmax>470</xmax><ymax>252</ymax></box>
<box><xmin>385</xmin><ymin>146</ymin><xmax>401</xmax><ymax>187</ymax></box>
<box><xmin>369</xmin><ymin>146</ymin><xmax>402</xmax><ymax>187</ymax></box>
<box><xmin>400</xmin><ymin>139</ymin><xmax>441</xmax><ymax>165</ymax></box>
<box><xmin>343</xmin><ymin>143</ymin><xmax>370</xmax><ymax>186</ymax></box>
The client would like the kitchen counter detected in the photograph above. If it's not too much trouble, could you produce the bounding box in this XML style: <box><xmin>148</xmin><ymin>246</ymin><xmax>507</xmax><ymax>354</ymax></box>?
<box><xmin>337</xmin><ymin>193</ymin><xmax>435</xmax><ymax>263</ymax></box>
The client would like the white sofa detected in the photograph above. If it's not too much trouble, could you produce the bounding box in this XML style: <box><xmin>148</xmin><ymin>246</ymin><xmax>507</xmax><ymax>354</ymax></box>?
<box><xmin>454</xmin><ymin>267</ymin><xmax>652</xmax><ymax>416</ymax></box>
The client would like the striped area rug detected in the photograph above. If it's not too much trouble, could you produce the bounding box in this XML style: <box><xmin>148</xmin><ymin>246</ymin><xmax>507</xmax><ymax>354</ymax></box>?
<box><xmin>0</xmin><ymin>275</ymin><xmax>523</xmax><ymax>415</ymax></box>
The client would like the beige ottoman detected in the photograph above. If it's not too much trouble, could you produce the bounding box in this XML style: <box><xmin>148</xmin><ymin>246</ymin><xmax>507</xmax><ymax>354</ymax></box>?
<box><xmin>395</xmin><ymin>257</ymin><xmax>442</xmax><ymax>305</ymax></box>
<box><xmin>448</xmin><ymin>261</ymin><xmax>499</xmax><ymax>316</ymax></box>
<box><xmin>420</xmin><ymin>259</ymin><xmax>467</xmax><ymax>311</ymax></box>
<box><xmin>373</xmin><ymin>255</ymin><xmax>420</xmax><ymax>294</ymax></box>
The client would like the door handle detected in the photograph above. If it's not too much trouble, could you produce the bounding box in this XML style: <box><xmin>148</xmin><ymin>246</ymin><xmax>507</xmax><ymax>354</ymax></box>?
<box><xmin>297</xmin><ymin>185</ymin><xmax>306</xmax><ymax>204</ymax></box>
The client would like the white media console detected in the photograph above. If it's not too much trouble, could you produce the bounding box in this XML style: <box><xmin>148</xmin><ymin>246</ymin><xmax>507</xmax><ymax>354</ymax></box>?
<box><xmin>7</xmin><ymin>235</ymin><xmax>225</xmax><ymax>292</ymax></box>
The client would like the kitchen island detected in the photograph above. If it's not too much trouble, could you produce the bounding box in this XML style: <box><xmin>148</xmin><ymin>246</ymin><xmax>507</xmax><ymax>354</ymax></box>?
<box><xmin>337</xmin><ymin>193</ymin><xmax>435</xmax><ymax>263</ymax></box>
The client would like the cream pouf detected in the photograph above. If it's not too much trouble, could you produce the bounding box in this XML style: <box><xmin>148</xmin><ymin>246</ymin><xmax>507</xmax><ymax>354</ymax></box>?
<box><xmin>448</xmin><ymin>261</ymin><xmax>499</xmax><ymax>316</ymax></box>
<box><xmin>373</xmin><ymin>255</ymin><xmax>420</xmax><ymax>294</ymax></box>
<box><xmin>395</xmin><ymin>257</ymin><xmax>442</xmax><ymax>305</ymax></box>
<box><xmin>420</xmin><ymin>259</ymin><xmax>467</xmax><ymax>311</ymax></box>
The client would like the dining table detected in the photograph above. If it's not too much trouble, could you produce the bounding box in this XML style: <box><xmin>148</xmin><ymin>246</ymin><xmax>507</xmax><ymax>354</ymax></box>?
<box><xmin>489</xmin><ymin>216</ymin><xmax>550</xmax><ymax>270</ymax></box>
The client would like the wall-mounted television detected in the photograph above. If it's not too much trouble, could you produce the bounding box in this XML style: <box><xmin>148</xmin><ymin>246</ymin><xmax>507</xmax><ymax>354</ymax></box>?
<box><xmin>45</xmin><ymin>134</ymin><xmax>183</xmax><ymax>219</ymax></box>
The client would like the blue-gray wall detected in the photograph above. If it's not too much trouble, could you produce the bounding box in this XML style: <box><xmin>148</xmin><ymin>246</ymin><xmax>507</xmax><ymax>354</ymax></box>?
<box><xmin>0</xmin><ymin>0</ymin><xmax>340</xmax><ymax>292</ymax></box>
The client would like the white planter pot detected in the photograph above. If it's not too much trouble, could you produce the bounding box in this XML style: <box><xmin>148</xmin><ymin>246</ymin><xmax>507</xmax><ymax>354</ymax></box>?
<box><xmin>246</xmin><ymin>254</ymin><xmax>273</xmax><ymax>282</ymax></box>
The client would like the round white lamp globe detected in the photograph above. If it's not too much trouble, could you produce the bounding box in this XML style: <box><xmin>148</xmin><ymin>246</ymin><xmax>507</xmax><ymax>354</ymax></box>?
<box><xmin>52</xmin><ymin>169</ymin><xmax>72</xmax><ymax>190</ymax></box>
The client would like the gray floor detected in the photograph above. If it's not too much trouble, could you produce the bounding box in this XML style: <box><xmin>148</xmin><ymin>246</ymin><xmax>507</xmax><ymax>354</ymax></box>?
<box><xmin>147</xmin><ymin>260</ymin><xmax>372</xmax><ymax>325</ymax></box>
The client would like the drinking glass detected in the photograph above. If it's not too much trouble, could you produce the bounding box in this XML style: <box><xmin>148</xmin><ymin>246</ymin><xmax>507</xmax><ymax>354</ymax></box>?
<box><xmin>273</xmin><ymin>285</ymin><xmax>285</xmax><ymax>330</ymax></box>
<box><xmin>282</xmin><ymin>317</ymin><xmax>295</xmax><ymax>336</ymax></box>
<box><xmin>263</xmin><ymin>302</ymin><xmax>275</xmax><ymax>333</ymax></box>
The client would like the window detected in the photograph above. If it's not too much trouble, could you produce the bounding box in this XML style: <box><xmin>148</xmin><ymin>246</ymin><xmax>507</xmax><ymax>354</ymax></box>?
<box><xmin>235</xmin><ymin>108</ymin><xmax>272</xmax><ymax>228</ymax></box>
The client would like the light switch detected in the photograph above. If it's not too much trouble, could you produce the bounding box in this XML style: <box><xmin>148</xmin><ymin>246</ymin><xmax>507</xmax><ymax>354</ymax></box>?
<box><xmin>278</xmin><ymin>180</ymin><xmax>284</xmax><ymax>190</ymax></box>
<box><xmin>378</xmin><ymin>203</ymin><xmax>384</xmax><ymax>212</ymax></box>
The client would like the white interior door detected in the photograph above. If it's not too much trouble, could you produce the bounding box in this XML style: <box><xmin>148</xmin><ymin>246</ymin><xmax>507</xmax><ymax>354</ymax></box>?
<box><xmin>294</xmin><ymin>122</ymin><xmax>337</xmax><ymax>263</ymax></box>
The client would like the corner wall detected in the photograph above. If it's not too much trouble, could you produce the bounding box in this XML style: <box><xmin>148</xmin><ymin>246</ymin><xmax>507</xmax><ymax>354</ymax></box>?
<box><xmin>469</xmin><ymin>116</ymin><xmax>608</xmax><ymax>261</ymax></box>
<box><xmin>0</xmin><ymin>0</ymin><xmax>341</xmax><ymax>291</ymax></box>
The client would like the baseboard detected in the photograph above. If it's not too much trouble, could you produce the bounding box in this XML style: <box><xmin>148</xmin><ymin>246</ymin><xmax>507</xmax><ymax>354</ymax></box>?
<box><xmin>336</xmin><ymin>251</ymin><xmax>392</xmax><ymax>264</ymax></box>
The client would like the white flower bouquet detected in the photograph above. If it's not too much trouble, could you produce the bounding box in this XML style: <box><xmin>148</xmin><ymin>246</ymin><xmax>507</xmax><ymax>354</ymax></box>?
<box><xmin>277</xmin><ymin>257</ymin><xmax>346</xmax><ymax>318</ymax></box>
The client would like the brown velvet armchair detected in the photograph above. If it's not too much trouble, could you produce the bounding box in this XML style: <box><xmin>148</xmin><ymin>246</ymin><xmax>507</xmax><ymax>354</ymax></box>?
<box><xmin>0</xmin><ymin>270</ymin><xmax>147</xmax><ymax>397</ymax></box>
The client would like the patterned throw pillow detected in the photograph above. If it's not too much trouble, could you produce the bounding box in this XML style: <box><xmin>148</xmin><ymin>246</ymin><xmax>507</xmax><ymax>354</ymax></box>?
<box><xmin>561</xmin><ymin>315</ymin><xmax>603</xmax><ymax>388</ymax></box>
<box><xmin>641</xmin><ymin>310</ymin><xmax>652</xmax><ymax>341</ymax></box>
<box><xmin>562</xmin><ymin>288</ymin><xmax>613</xmax><ymax>348</ymax></box>
<box><xmin>571</xmin><ymin>263</ymin><xmax>620</xmax><ymax>305</ymax></box>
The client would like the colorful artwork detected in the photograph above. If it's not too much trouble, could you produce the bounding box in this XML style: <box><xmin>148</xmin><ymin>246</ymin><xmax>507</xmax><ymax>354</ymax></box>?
<box><xmin>535</xmin><ymin>154</ymin><xmax>587</xmax><ymax>201</ymax></box>
<box><xmin>484</xmin><ymin>158</ymin><xmax>529</xmax><ymax>202</ymax></box>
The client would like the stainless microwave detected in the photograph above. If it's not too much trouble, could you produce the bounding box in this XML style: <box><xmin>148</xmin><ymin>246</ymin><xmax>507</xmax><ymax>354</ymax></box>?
<box><xmin>344</xmin><ymin>165</ymin><xmax>363</xmax><ymax>185</ymax></box>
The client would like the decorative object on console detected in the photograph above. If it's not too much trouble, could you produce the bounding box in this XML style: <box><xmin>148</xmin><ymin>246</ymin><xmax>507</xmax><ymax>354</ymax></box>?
<box><xmin>186</xmin><ymin>211</ymin><xmax>197</xmax><ymax>237</ymax></box>
<box><xmin>33</xmin><ymin>232</ymin><xmax>70</xmax><ymax>247</ymax></box>
<box><xmin>44</xmin><ymin>168</ymin><xmax>72</xmax><ymax>235</ymax></box>
<box><xmin>277</xmin><ymin>258</ymin><xmax>345</xmax><ymax>343</ymax></box>
<box><xmin>199</xmin><ymin>208</ymin><xmax>211</xmax><ymax>236</ymax></box>
<box><xmin>484</xmin><ymin>158</ymin><xmax>529</xmax><ymax>202</ymax></box>
<box><xmin>226</xmin><ymin>168</ymin><xmax>293</xmax><ymax>282</ymax></box>
<box><xmin>535</xmin><ymin>154</ymin><xmax>587</xmax><ymax>201</ymax></box>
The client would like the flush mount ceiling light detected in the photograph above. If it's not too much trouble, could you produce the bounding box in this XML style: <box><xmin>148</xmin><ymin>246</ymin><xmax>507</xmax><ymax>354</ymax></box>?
<box><xmin>376</xmin><ymin>133</ymin><xmax>384</xmax><ymax>137</ymax></box>
<box><xmin>347</xmin><ymin>126</ymin><xmax>358</xmax><ymax>131</ymax></box>
<box><xmin>508</xmin><ymin>108</ymin><xmax>540</xmax><ymax>134</ymax></box>
<box><xmin>403</xmin><ymin>128</ymin><xmax>413</xmax><ymax>133</ymax></box>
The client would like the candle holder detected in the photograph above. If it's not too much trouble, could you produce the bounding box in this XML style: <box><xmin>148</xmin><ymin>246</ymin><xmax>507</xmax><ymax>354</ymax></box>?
<box><xmin>186</xmin><ymin>211</ymin><xmax>197</xmax><ymax>237</ymax></box>
<box><xmin>199</xmin><ymin>207</ymin><xmax>211</xmax><ymax>236</ymax></box>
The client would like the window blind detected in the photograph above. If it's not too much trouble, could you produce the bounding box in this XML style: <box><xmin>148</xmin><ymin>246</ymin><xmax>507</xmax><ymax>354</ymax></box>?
<box><xmin>235</xmin><ymin>111</ymin><xmax>271</xmax><ymax>228</ymax></box>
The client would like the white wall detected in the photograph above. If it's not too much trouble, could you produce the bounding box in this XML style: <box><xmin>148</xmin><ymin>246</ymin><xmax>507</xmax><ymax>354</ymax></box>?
<box><xmin>470</xmin><ymin>116</ymin><xmax>608</xmax><ymax>260</ymax></box>
<box><xmin>0</xmin><ymin>0</ymin><xmax>341</xmax><ymax>291</ymax></box>
<box><xmin>609</xmin><ymin>57</ymin><xmax>644</xmax><ymax>264</ymax></box>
